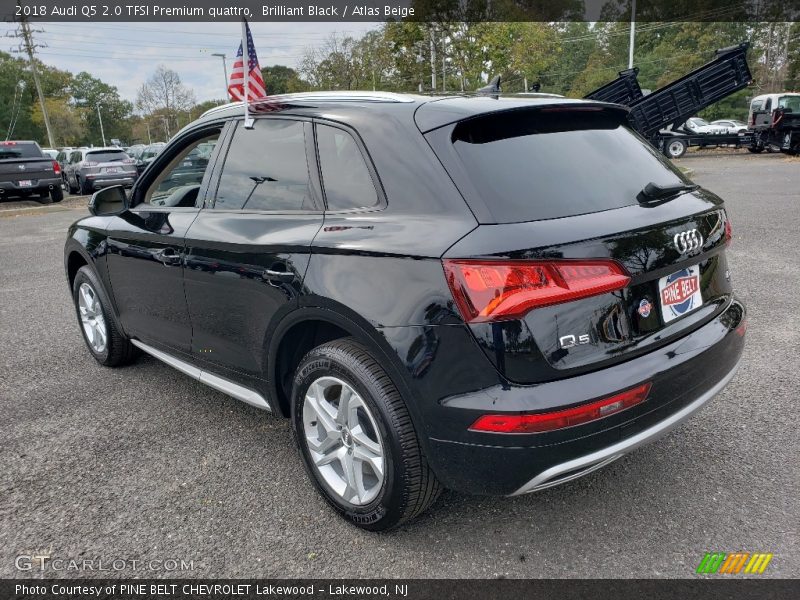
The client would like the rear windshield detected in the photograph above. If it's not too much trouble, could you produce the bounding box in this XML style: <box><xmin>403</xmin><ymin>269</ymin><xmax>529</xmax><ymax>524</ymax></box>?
<box><xmin>86</xmin><ymin>150</ymin><xmax>129</xmax><ymax>162</ymax></box>
<box><xmin>447</xmin><ymin>109</ymin><xmax>685</xmax><ymax>222</ymax></box>
<box><xmin>0</xmin><ymin>143</ymin><xmax>43</xmax><ymax>159</ymax></box>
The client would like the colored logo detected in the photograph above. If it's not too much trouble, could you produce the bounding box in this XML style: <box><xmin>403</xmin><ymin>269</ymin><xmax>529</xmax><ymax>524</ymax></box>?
<box><xmin>637</xmin><ymin>299</ymin><xmax>652</xmax><ymax>318</ymax></box>
<box><xmin>661</xmin><ymin>269</ymin><xmax>699</xmax><ymax>314</ymax></box>
<box><xmin>696</xmin><ymin>552</ymin><xmax>773</xmax><ymax>575</ymax></box>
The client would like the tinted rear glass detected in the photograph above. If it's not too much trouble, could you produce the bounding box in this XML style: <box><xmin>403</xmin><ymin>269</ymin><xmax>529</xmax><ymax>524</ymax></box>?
<box><xmin>448</xmin><ymin>109</ymin><xmax>684</xmax><ymax>222</ymax></box>
<box><xmin>0</xmin><ymin>143</ymin><xmax>43</xmax><ymax>159</ymax></box>
<box><xmin>86</xmin><ymin>150</ymin><xmax>129</xmax><ymax>162</ymax></box>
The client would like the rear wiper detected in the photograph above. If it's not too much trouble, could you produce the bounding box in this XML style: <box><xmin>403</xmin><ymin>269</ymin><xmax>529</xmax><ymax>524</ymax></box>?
<box><xmin>637</xmin><ymin>181</ymin><xmax>699</xmax><ymax>204</ymax></box>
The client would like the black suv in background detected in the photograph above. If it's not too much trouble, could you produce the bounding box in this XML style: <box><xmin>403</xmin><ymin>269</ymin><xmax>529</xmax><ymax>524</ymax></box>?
<box><xmin>64</xmin><ymin>92</ymin><xmax>745</xmax><ymax>530</ymax></box>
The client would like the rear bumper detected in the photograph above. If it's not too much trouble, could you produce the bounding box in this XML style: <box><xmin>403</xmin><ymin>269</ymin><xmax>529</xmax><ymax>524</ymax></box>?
<box><xmin>84</xmin><ymin>175</ymin><xmax>137</xmax><ymax>189</ymax></box>
<box><xmin>510</xmin><ymin>360</ymin><xmax>739</xmax><ymax>495</ymax></box>
<box><xmin>0</xmin><ymin>177</ymin><xmax>61</xmax><ymax>194</ymax></box>
<box><xmin>424</xmin><ymin>298</ymin><xmax>746</xmax><ymax>495</ymax></box>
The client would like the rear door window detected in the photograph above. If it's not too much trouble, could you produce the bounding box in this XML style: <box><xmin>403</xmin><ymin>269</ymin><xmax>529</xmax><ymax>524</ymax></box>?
<box><xmin>214</xmin><ymin>119</ymin><xmax>314</xmax><ymax>212</ymax></box>
<box><xmin>442</xmin><ymin>108</ymin><xmax>685</xmax><ymax>223</ymax></box>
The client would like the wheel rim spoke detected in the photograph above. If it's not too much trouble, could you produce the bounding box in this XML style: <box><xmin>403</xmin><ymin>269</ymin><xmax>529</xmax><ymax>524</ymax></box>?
<box><xmin>302</xmin><ymin>375</ymin><xmax>386</xmax><ymax>506</ymax></box>
<box><xmin>77</xmin><ymin>283</ymin><xmax>106</xmax><ymax>353</ymax></box>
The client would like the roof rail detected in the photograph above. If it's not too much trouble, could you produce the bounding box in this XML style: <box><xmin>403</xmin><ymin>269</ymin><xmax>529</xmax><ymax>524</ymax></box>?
<box><xmin>201</xmin><ymin>91</ymin><xmax>416</xmax><ymax>118</ymax></box>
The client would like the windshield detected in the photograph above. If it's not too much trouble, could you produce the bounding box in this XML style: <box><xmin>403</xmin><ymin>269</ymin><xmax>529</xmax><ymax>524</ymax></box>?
<box><xmin>778</xmin><ymin>95</ymin><xmax>800</xmax><ymax>111</ymax></box>
<box><xmin>689</xmin><ymin>118</ymin><xmax>709</xmax><ymax>126</ymax></box>
<box><xmin>445</xmin><ymin>108</ymin><xmax>685</xmax><ymax>222</ymax></box>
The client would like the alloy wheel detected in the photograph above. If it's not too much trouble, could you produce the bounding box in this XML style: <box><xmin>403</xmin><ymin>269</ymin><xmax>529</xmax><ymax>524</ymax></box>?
<box><xmin>77</xmin><ymin>282</ymin><xmax>107</xmax><ymax>353</ymax></box>
<box><xmin>302</xmin><ymin>376</ymin><xmax>385</xmax><ymax>506</ymax></box>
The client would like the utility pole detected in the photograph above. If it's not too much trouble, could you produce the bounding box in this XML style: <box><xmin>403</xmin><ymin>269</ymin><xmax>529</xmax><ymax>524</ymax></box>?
<box><xmin>211</xmin><ymin>53</ymin><xmax>228</xmax><ymax>99</ymax></box>
<box><xmin>96</xmin><ymin>104</ymin><xmax>106</xmax><ymax>146</ymax></box>
<box><xmin>429</xmin><ymin>29</ymin><xmax>437</xmax><ymax>91</ymax></box>
<box><xmin>442</xmin><ymin>34</ymin><xmax>446</xmax><ymax>92</ymax></box>
<box><xmin>11</xmin><ymin>16</ymin><xmax>55</xmax><ymax>148</ymax></box>
<box><xmin>628</xmin><ymin>0</ymin><xmax>636</xmax><ymax>69</ymax></box>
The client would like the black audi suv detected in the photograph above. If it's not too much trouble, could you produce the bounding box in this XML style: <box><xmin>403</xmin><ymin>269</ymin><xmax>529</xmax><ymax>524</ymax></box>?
<box><xmin>64</xmin><ymin>92</ymin><xmax>745</xmax><ymax>530</ymax></box>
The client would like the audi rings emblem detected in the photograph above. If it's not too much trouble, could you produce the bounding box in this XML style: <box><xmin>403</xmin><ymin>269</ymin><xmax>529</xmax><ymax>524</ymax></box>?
<box><xmin>673</xmin><ymin>229</ymin><xmax>704</xmax><ymax>254</ymax></box>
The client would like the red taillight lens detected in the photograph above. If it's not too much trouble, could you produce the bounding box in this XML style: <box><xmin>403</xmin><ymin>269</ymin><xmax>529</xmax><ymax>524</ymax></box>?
<box><xmin>52</xmin><ymin>160</ymin><xmax>60</xmax><ymax>175</ymax></box>
<box><xmin>469</xmin><ymin>383</ymin><xmax>652</xmax><ymax>434</ymax></box>
<box><xmin>443</xmin><ymin>259</ymin><xmax>630</xmax><ymax>323</ymax></box>
<box><xmin>724</xmin><ymin>217</ymin><xmax>733</xmax><ymax>247</ymax></box>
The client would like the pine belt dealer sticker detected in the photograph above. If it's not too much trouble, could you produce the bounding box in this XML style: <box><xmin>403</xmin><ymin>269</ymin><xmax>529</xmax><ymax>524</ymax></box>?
<box><xmin>659</xmin><ymin>265</ymin><xmax>703</xmax><ymax>323</ymax></box>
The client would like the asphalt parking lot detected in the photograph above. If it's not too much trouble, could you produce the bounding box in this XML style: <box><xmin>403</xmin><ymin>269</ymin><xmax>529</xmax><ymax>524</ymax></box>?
<box><xmin>0</xmin><ymin>152</ymin><xmax>798</xmax><ymax>579</ymax></box>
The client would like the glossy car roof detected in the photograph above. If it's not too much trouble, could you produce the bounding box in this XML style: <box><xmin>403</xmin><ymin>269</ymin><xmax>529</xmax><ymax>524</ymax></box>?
<box><xmin>195</xmin><ymin>92</ymin><xmax>623</xmax><ymax>133</ymax></box>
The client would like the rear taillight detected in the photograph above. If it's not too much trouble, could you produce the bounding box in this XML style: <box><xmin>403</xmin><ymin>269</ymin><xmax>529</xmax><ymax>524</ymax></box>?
<box><xmin>52</xmin><ymin>160</ymin><xmax>60</xmax><ymax>175</ymax></box>
<box><xmin>443</xmin><ymin>259</ymin><xmax>630</xmax><ymax>324</ymax></box>
<box><xmin>724</xmin><ymin>217</ymin><xmax>733</xmax><ymax>247</ymax></box>
<box><xmin>469</xmin><ymin>383</ymin><xmax>652</xmax><ymax>434</ymax></box>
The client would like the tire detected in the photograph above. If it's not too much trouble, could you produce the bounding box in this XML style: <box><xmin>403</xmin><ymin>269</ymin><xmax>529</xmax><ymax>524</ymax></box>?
<box><xmin>747</xmin><ymin>146</ymin><xmax>763</xmax><ymax>153</ymax></box>
<box><xmin>50</xmin><ymin>186</ymin><xmax>64</xmax><ymax>203</ymax></box>
<box><xmin>79</xmin><ymin>177</ymin><xmax>93</xmax><ymax>195</ymax></box>
<box><xmin>72</xmin><ymin>266</ymin><xmax>138</xmax><ymax>367</ymax></box>
<box><xmin>665</xmin><ymin>138</ymin><xmax>687</xmax><ymax>159</ymax></box>
<box><xmin>67</xmin><ymin>175</ymin><xmax>79</xmax><ymax>194</ymax></box>
<box><xmin>291</xmin><ymin>337</ymin><xmax>441</xmax><ymax>531</ymax></box>
<box><xmin>36</xmin><ymin>192</ymin><xmax>52</xmax><ymax>205</ymax></box>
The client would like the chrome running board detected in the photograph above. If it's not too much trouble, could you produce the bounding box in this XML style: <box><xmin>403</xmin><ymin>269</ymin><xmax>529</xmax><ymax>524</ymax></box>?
<box><xmin>510</xmin><ymin>359</ymin><xmax>741</xmax><ymax>496</ymax></box>
<box><xmin>131</xmin><ymin>339</ymin><xmax>271</xmax><ymax>412</ymax></box>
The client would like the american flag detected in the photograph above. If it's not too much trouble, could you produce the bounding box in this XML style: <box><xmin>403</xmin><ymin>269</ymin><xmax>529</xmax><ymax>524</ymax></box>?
<box><xmin>228</xmin><ymin>20</ymin><xmax>267</xmax><ymax>102</ymax></box>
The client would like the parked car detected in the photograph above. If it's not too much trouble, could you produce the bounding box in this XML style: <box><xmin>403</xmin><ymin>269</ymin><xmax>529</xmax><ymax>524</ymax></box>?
<box><xmin>681</xmin><ymin>117</ymin><xmax>729</xmax><ymax>134</ymax></box>
<box><xmin>0</xmin><ymin>140</ymin><xmax>63</xmax><ymax>203</ymax></box>
<box><xmin>64</xmin><ymin>147</ymin><xmax>138</xmax><ymax>195</ymax></box>
<box><xmin>64</xmin><ymin>92</ymin><xmax>746</xmax><ymax>530</ymax></box>
<box><xmin>135</xmin><ymin>142</ymin><xmax>166</xmax><ymax>174</ymax></box>
<box><xmin>711</xmin><ymin>119</ymin><xmax>748</xmax><ymax>133</ymax></box>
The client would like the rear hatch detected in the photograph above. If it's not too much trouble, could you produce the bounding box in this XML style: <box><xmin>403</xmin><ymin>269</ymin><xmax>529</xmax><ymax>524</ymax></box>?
<box><xmin>425</xmin><ymin>103</ymin><xmax>734</xmax><ymax>384</ymax></box>
<box><xmin>83</xmin><ymin>149</ymin><xmax>136</xmax><ymax>177</ymax></box>
<box><xmin>0</xmin><ymin>142</ymin><xmax>55</xmax><ymax>184</ymax></box>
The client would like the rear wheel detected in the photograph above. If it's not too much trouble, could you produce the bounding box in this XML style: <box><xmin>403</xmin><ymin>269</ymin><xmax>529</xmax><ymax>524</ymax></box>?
<box><xmin>68</xmin><ymin>175</ymin><xmax>79</xmax><ymax>194</ymax></box>
<box><xmin>292</xmin><ymin>338</ymin><xmax>441</xmax><ymax>531</ymax></box>
<box><xmin>50</xmin><ymin>186</ymin><xmax>64</xmax><ymax>203</ymax></box>
<box><xmin>665</xmin><ymin>138</ymin><xmax>687</xmax><ymax>159</ymax></box>
<box><xmin>79</xmin><ymin>177</ymin><xmax>92</xmax><ymax>195</ymax></box>
<box><xmin>72</xmin><ymin>266</ymin><xmax>138</xmax><ymax>367</ymax></box>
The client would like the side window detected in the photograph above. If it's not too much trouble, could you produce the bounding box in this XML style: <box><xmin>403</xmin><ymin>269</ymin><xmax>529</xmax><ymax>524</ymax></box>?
<box><xmin>138</xmin><ymin>131</ymin><xmax>220</xmax><ymax>208</ymax></box>
<box><xmin>70</xmin><ymin>152</ymin><xmax>80</xmax><ymax>164</ymax></box>
<box><xmin>316</xmin><ymin>124</ymin><xmax>378</xmax><ymax>211</ymax></box>
<box><xmin>214</xmin><ymin>119</ymin><xmax>313</xmax><ymax>212</ymax></box>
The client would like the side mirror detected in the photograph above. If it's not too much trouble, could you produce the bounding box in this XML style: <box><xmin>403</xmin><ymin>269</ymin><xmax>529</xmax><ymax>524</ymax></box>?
<box><xmin>88</xmin><ymin>185</ymin><xmax>129</xmax><ymax>216</ymax></box>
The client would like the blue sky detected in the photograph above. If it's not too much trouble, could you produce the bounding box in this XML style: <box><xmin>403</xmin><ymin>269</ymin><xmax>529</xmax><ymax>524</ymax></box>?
<box><xmin>0</xmin><ymin>21</ymin><xmax>375</xmax><ymax>105</ymax></box>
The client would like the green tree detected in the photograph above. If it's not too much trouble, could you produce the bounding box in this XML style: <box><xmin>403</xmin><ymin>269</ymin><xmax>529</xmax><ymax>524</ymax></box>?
<box><xmin>260</xmin><ymin>65</ymin><xmax>310</xmax><ymax>94</ymax></box>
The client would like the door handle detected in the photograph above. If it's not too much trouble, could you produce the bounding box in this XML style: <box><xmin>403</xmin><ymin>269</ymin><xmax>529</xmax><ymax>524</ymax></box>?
<box><xmin>156</xmin><ymin>247</ymin><xmax>182</xmax><ymax>266</ymax></box>
<box><xmin>262</xmin><ymin>268</ymin><xmax>294</xmax><ymax>283</ymax></box>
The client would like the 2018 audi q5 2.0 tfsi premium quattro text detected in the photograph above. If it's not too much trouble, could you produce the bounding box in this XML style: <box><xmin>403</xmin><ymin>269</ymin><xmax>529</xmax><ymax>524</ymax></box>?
<box><xmin>64</xmin><ymin>92</ymin><xmax>746</xmax><ymax>530</ymax></box>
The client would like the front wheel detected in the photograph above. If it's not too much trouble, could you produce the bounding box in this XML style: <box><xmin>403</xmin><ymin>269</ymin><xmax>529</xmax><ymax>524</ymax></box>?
<box><xmin>292</xmin><ymin>338</ymin><xmax>441</xmax><ymax>531</ymax></box>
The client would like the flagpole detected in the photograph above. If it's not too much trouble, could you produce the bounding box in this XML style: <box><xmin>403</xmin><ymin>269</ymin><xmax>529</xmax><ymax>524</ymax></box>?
<box><xmin>241</xmin><ymin>18</ymin><xmax>254</xmax><ymax>129</ymax></box>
